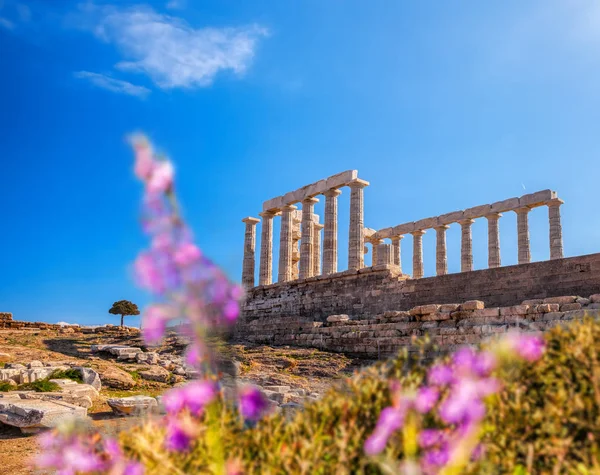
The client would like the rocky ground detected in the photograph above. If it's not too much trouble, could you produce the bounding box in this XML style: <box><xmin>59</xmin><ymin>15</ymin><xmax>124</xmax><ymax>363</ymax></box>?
<box><xmin>0</xmin><ymin>327</ymin><xmax>373</xmax><ymax>474</ymax></box>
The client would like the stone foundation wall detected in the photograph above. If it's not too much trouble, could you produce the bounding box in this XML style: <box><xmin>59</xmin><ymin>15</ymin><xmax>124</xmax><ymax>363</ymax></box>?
<box><xmin>240</xmin><ymin>253</ymin><xmax>600</xmax><ymax>323</ymax></box>
<box><xmin>235</xmin><ymin>294</ymin><xmax>600</xmax><ymax>357</ymax></box>
<box><xmin>0</xmin><ymin>313</ymin><xmax>13</xmax><ymax>322</ymax></box>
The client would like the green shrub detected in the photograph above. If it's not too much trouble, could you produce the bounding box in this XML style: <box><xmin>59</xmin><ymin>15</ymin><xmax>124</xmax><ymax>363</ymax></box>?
<box><xmin>18</xmin><ymin>379</ymin><xmax>62</xmax><ymax>392</ymax></box>
<box><xmin>120</xmin><ymin>318</ymin><xmax>600</xmax><ymax>474</ymax></box>
<box><xmin>49</xmin><ymin>369</ymin><xmax>83</xmax><ymax>383</ymax></box>
<box><xmin>0</xmin><ymin>382</ymin><xmax>14</xmax><ymax>392</ymax></box>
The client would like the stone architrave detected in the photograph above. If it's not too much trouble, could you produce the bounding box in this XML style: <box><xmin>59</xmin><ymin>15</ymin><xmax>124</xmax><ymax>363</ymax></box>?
<box><xmin>411</xmin><ymin>230</ymin><xmax>426</xmax><ymax>279</ymax></box>
<box><xmin>459</xmin><ymin>219</ymin><xmax>475</xmax><ymax>272</ymax></box>
<box><xmin>348</xmin><ymin>179</ymin><xmax>369</xmax><ymax>271</ymax></box>
<box><xmin>241</xmin><ymin>217</ymin><xmax>260</xmax><ymax>289</ymax></box>
<box><xmin>547</xmin><ymin>199</ymin><xmax>564</xmax><ymax>260</ymax></box>
<box><xmin>391</xmin><ymin>236</ymin><xmax>403</xmax><ymax>272</ymax></box>
<box><xmin>515</xmin><ymin>207</ymin><xmax>531</xmax><ymax>264</ymax></box>
<box><xmin>435</xmin><ymin>225</ymin><xmax>450</xmax><ymax>276</ymax></box>
<box><xmin>299</xmin><ymin>197</ymin><xmax>319</xmax><ymax>279</ymax></box>
<box><xmin>278</xmin><ymin>205</ymin><xmax>297</xmax><ymax>282</ymax></box>
<box><xmin>314</xmin><ymin>223</ymin><xmax>324</xmax><ymax>275</ymax></box>
<box><xmin>323</xmin><ymin>189</ymin><xmax>342</xmax><ymax>275</ymax></box>
<box><xmin>259</xmin><ymin>211</ymin><xmax>276</xmax><ymax>286</ymax></box>
<box><xmin>486</xmin><ymin>213</ymin><xmax>502</xmax><ymax>268</ymax></box>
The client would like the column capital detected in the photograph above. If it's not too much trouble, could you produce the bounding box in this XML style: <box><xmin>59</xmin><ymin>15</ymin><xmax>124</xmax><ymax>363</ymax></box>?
<box><xmin>547</xmin><ymin>198</ymin><xmax>564</xmax><ymax>207</ymax></box>
<box><xmin>315</xmin><ymin>223</ymin><xmax>324</xmax><ymax>231</ymax></box>
<box><xmin>324</xmin><ymin>188</ymin><xmax>343</xmax><ymax>198</ymax></box>
<box><xmin>485</xmin><ymin>212</ymin><xmax>502</xmax><ymax>220</ymax></box>
<box><xmin>458</xmin><ymin>218</ymin><xmax>476</xmax><ymax>226</ymax></box>
<box><xmin>514</xmin><ymin>206</ymin><xmax>532</xmax><ymax>215</ymax></box>
<box><xmin>391</xmin><ymin>235</ymin><xmax>405</xmax><ymax>242</ymax></box>
<box><xmin>411</xmin><ymin>229</ymin><xmax>426</xmax><ymax>236</ymax></box>
<box><xmin>281</xmin><ymin>204</ymin><xmax>298</xmax><ymax>211</ymax></box>
<box><xmin>242</xmin><ymin>216</ymin><xmax>260</xmax><ymax>224</ymax></box>
<box><xmin>348</xmin><ymin>178</ymin><xmax>370</xmax><ymax>189</ymax></box>
<box><xmin>301</xmin><ymin>196</ymin><xmax>320</xmax><ymax>205</ymax></box>
<box><xmin>434</xmin><ymin>224</ymin><xmax>450</xmax><ymax>231</ymax></box>
<box><xmin>259</xmin><ymin>210</ymin><xmax>279</xmax><ymax>218</ymax></box>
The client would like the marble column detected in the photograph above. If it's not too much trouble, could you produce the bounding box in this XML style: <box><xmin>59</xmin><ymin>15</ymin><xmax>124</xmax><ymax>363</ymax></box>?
<box><xmin>314</xmin><ymin>223</ymin><xmax>324</xmax><ymax>275</ymax></box>
<box><xmin>278</xmin><ymin>204</ymin><xmax>296</xmax><ymax>283</ymax></box>
<box><xmin>258</xmin><ymin>211</ymin><xmax>276</xmax><ymax>286</ymax></box>
<box><xmin>515</xmin><ymin>207</ymin><xmax>531</xmax><ymax>264</ymax></box>
<box><xmin>370</xmin><ymin>239</ymin><xmax>384</xmax><ymax>267</ymax></box>
<box><xmin>411</xmin><ymin>230</ymin><xmax>426</xmax><ymax>279</ymax></box>
<box><xmin>486</xmin><ymin>213</ymin><xmax>502</xmax><ymax>268</ymax></box>
<box><xmin>435</xmin><ymin>225</ymin><xmax>450</xmax><ymax>276</ymax></box>
<box><xmin>459</xmin><ymin>219</ymin><xmax>475</xmax><ymax>272</ymax></box>
<box><xmin>241</xmin><ymin>217</ymin><xmax>260</xmax><ymax>289</ymax></box>
<box><xmin>323</xmin><ymin>189</ymin><xmax>342</xmax><ymax>275</ymax></box>
<box><xmin>299</xmin><ymin>197</ymin><xmax>319</xmax><ymax>279</ymax></box>
<box><xmin>548</xmin><ymin>199</ymin><xmax>564</xmax><ymax>260</ymax></box>
<box><xmin>348</xmin><ymin>179</ymin><xmax>369</xmax><ymax>271</ymax></box>
<box><xmin>376</xmin><ymin>243</ymin><xmax>394</xmax><ymax>266</ymax></box>
<box><xmin>391</xmin><ymin>236</ymin><xmax>403</xmax><ymax>272</ymax></box>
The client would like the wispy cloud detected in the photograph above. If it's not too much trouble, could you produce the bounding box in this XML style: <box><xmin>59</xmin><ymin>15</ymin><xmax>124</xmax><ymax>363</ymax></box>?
<box><xmin>75</xmin><ymin>3</ymin><xmax>268</xmax><ymax>90</ymax></box>
<box><xmin>0</xmin><ymin>16</ymin><xmax>13</xmax><ymax>29</ymax></box>
<box><xmin>74</xmin><ymin>71</ymin><xmax>151</xmax><ymax>98</ymax></box>
<box><xmin>165</xmin><ymin>0</ymin><xmax>186</xmax><ymax>10</ymax></box>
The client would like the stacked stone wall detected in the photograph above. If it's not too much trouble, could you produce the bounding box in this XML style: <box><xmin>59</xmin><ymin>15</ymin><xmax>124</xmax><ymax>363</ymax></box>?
<box><xmin>236</xmin><ymin>295</ymin><xmax>600</xmax><ymax>358</ymax></box>
<box><xmin>0</xmin><ymin>313</ymin><xmax>13</xmax><ymax>322</ymax></box>
<box><xmin>241</xmin><ymin>253</ymin><xmax>600</xmax><ymax>323</ymax></box>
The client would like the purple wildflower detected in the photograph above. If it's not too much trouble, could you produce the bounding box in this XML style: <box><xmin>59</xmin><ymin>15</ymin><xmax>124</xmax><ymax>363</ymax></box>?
<box><xmin>364</xmin><ymin>407</ymin><xmax>405</xmax><ymax>455</ymax></box>
<box><xmin>418</xmin><ymin>429</ymin><xmax>445</xmax><ymax>449</ymax></box>
<box><xmin>239</xmin><ymin>386</ymin><xmax>269</xmax><ymax>421</ymax></box>
<box><xmin>428</xmin><ymin>364</ymin><xmax>453</xmax><ymax>386</ymax></box>
<box><xmin>165</xmin><ymin>420</ymin><xmax>192</xmax><ymax>452</ymax></box>
<box><xmin>472</xmin><ymin>351</ymin><xmax>497</xmax><ymax>377</ymax></box>
<box><xmin>142</xmin><ymin>306</ymin><xmax>169</xmax><ymax>344</ymax></box>
<box><xmin>414</xmin><ymin>386</ymin><xmax>439</xmax><ymax>414</ymax></box>
<box><xmin>508</xmin><ymin>333</ymin><xmax>545</xmax><ymax>362</ymax></box>
<box><xmin>183</xmin><ymin>380</ymin><xmax>217</xmax><ymax>413</ymax></box>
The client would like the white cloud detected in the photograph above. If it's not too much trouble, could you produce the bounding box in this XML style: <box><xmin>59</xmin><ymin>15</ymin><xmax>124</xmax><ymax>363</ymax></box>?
<box><xmin>74</xmin><ymin>71</ymin><xmax>151</xmax><ymax>98</ymax></box>
<box><xmin>77</xmin><ymin>3</ymin><xmax>267</xmax><ymax>89</ymax></box>
<box><xmin>165</xmin><ymin>0</ymin><xmax>186</xmax><ymax>10</ymax></box>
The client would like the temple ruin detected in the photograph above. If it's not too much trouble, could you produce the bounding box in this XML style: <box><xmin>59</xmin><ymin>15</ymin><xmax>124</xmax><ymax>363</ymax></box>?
<box><xmin>235</xmin><ymin>170</ymin><xmax>600</xmax><ymax>356</ymax></box>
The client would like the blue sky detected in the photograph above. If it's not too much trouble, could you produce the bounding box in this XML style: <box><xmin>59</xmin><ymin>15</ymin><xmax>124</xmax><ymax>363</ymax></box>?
<box><xmin>1</xmin><ymin>0</ymin><xmax>600</xmax><ymax>326</ymax></box>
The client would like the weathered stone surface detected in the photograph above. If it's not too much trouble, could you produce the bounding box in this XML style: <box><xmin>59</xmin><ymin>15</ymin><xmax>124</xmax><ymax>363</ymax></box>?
<box><xmin>0</xmin><ymin>399</ymin><xmax>87</xmax><ymax>434</ymax></box>
<box><xmin>74</xmin><ymin>367</ymin><xmax>102</xmax><ymax>391</ymax></box>
<box><xmin>27</xmin><ymin>361</ymin><xmax>43</xmax><ymax>369</ymax></box>
<box><xmin>0</xmin><ymin>353</ymin><xmax>11</xmax><ymax>363</ymax></box>
<box><xmin>560</xmin><ymin>303</ymin><xmax>582</xmax><ymax>311</ymax></box>
<box><xmin>590</xmin><ymin>294</ymin><xmax>600</xmax><ymax>303</ymax></box>
<box><xmin>100</xmin><ymin>368</ymin><xmax>136</xmax><ymax>390</ymax></box>
<box><xmin>543</xmin><ymin>296</ymin><xmax>577</xmax><ymax>304</ymax></box>
<box><xmin>107</xmin><ymin>396</ymin><xmax>157</xmax><ymax>416</ymax></box>
<box><xmin>326</xmin><ymin>314</ymin><xmax>349</xmax><ymax>323</ymax></box>
<box><xmin>461</xmin><ymin>300</ymin><xmax>485</xmax><ymax>311</ymax></box>
<box><xmin>139</xmin><ymin>367</ymin><xmax>171</xmax><ymax>383</ymax></box>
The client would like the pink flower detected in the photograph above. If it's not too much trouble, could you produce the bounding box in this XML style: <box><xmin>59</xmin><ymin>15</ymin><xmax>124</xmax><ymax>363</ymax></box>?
<box><xmin>239</xmin><ymin>386</ymin><xmax>269</xmax><ymax>421</ymax></box>
<box><xmin>162</xmin><ymin>389</ymin><xmax>187</xmax><ymax>414</ymax></box>
<box><xmin>428</xmin><ymin>364</ymin><xmax>453</xmax><ymax>386</ymax></box>
<box><xmin>183</xmin><ymin>380</ymin><xmax>217</xmax><ymax>413</ymax></box>
<box><xmin>173</xmin><ymin>243</ymin><xmax>202</xmax><ymax>267</ymax></box>
<box><xmin>134</xmin><ymin>252</ymin><xmax>165</xmax><ymax>294</ymax></box>
<box><xmin>414</xmin><ymin>386</ymin><xmax>439</xmax><ymax>414</ymax></box>
<box><xmin>133</xmin><ymin>139</ymin><xmax>155</xmax><ymax>181</ymax></box>
<box><xmin>147</xmin><ymin>160</ymin><xmax>174</xmax><ymax>193</ymax></box>
<box><xmin>142</xmin><ymin>306</ymin><xmax>169</xmax><ymax>344</ymax></box>
<box><xmin>473</xmin><ymin>351</ymin><xmax>497</xmax><ymax>377</ymax></box>
<box><xmin>418</xmin><ymin>429</ymin><xmax>445</xmax><ymax>448</ymax></box>
<box><xmin>223</xmin><ymin>299</ymin><xmax>240</xmax><ymax>322</ymax></box>
<box><xmin>165</xmin><ymin>420</ymin><xmax>192</xmax><ymax>452</ymax></box>
<box><xmin>452</xmin><ymin>347</ymin><xmax>477</xmax><ymax>374</ymax></box>
<box><xmin>364</xmin><ymin>407</ymin><xmax>405</xmax><ymax>455</ymax></box>
<box><xmin>507</xmin><ymin>333</ymin><xmax>545</xmax><ymax>362</ymax></box>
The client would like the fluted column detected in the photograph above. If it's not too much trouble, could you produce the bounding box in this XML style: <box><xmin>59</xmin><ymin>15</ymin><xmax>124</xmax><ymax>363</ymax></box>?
<box><xmin>376</xmin><ymin>243</ymin><xmax>394</xmax><ymax>266</ymax></box>
<box><xmin>486</xmin><ymin>213</ymin><xmax>502</xmax><ymax>268</ymax></box>
<box><xmin>459</xmin><ymin>219</ymin><xmax>475</xmax><ymax>272</ymax></box>
<box><xmin>370</xmin><ymin>238</ymin><xmax>383</xmax><ymax>267</ymax></box>
<box><xmin>323</xmin><ymin>189</ymin><xmax>342</xmax><ymax>275</ymax></box>
<box><xmin>515</xmin><ymin>207</ymin><xmax>531</xmax><ymax>264</ymax></box>
<box><xmin>299</xmin><ymin>197</ymin><xmax>319</xmax><ymax>279</ymax></box>
<box><xmin>314</xmin><ymin>223</ymin><xmax>324</xmax><ymax>275</ymax></box>
<box><xmin>258</xmin><ymin>211</ymin><xmax>276</xmax><ymax>285</ymax></box>
<box><xmin>435</xmin><ymin>225</ymin><xmax>449</xmax><ymax>276</ymax></box>
<box><xmin>348</xmin><ymin>179</ymin><xmax>369</xmax><ymax>271</ymax></box>
<box><xmin>241</xmin><ymin>217</ymin><xmax>260</xmax><ymax>289</ymax></box>
<box><xmin>411</xmin><ymin>230</ymin><xmax>426</xmax><ymax>279</ymax></box>
<box><xmin>278</xmin><ymin>205</ymin><xmax>296</xmax><ymax>282</ymax></box>
<box><xmin>391</xmin><ymin>236</ymin><xmax>403</xmax><ymax>272</ymax></box>
<box><xmin>548</xmin><ymin>199</ymin><xmax>564</xmax><ymax>260</ymax></box>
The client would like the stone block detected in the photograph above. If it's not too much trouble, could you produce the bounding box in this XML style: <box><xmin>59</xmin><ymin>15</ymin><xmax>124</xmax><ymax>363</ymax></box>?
<box><xmin>419</xmin><ymin>304</ymin><xmax>440</xmax><ymax>315</ymax></box>
<box><xmin>421</xmin><ymin>313</ymin><xmax>451</xmax><ymax>322</ymax></box>
<box><xmin>392</xmin><ymin>222</ymin><xmax>415</xmax><ymax>236</ymax></box>
<box><xmin>560</xmin><ymin>303</ymin><xmax>582</xmax><ymax>311</ymax></box>
<box><xmin>437</xmin><ymin>210</ymin><xmax>465</xmax><ymax>225</ymax></box>
<box><xmin>500</xmin><ymin>305</ymin><xmax>530</xmax><ymax>316</ymax></box>
<box><xmin>576</xmin><ymin>297</ymin><xmax>590</xmax><ymax>306</ymax></box>
<box><xmin>543</xmin><ymin>296</ymin><xmax>577</xmax><ymax>304</ymax></box>
<box><xmin>439</xmin><ymin>303</ymin><xmax>460</xmax><ymax>312</ymax></box>
<box><xmin>463</xmin><ymin>204</ymin><xmax>492</xmax><ymax>219</ymax></box>
<box><xmin>325</xmin><ymin>170</ymin><xmax>358</xmax><ymax>190</ymax></box>
<box><xmin>263</xmin><ymin>195</ymin><xmax>284</xmax><ymax>211</ymax></box>
<box><xmin>326</xmin><ymin>314</ymin><xmax>350</xmax><ymax>323</ymax></box>
<box><xmin>107</xmin><ymin>396</ymin><xmax>158</xmax><ymax>416</ymax></box>
<box><xmin>0</xmin><ymin>399</ymin><xmax>87</xmax><ymax>434</ymax></box>
<box><xmin>519</xmin><ymin>189</ymin><xmax>556</xmax><ymax>208</ymax></box>
<box><xmin>413</xmin><ymin>217</ymin><xmax>438</xmax><ymax>230</ymax></box>
<box><xmin>522</xmin><ymin>299</ymin><xmax>544</xmax><ymax>306</ymax></box>
<box><xmin>460</xmin><ymin>300</ymin><xmax>485</xmax><ymax>311</ymax></box>
<box><xmin>490</xmin><ymin>197</ymin><xmax>520</xmax><ymax>213</ymax></box>
<box><xmin>589</xmin><ymin>294</ymin><xmax>600</xmax><ymax>303</ymax></box>
<box><xmin>472</xmin><ymin>308</ymin><xmax>500</xmax><ymax>317</ymax></box>
<box><xmin>535</xmin><ymin>304</ymin><xmax>560</xmax><ymax>313</ymax></box>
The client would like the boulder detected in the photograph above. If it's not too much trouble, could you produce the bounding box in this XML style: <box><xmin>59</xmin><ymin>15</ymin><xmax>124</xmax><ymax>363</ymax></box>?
<box><xmin>27</xmin><ymin>361</ymin><xmax>44</xmax><ymax>369</ymax></box>
<box><xmin>48</xmin><ymin>380</ymin><xmax>99</xmax><ymax>400</ymax></box>
<box><xmin>138</xmin><ymin>367</ymin><xmax>171</xmax><ymax>383</ymax></box>
<box><xmin>107</xmin><ymin>396</ymin><xmax>158</xmax><ymax>416</ymax></box>
<box><xmin>74</xmin><ymin>367</ymin><xmax>102</xmax><ymax>391</ymax></box>
<box><xmin>0</xmin><ymin>399</ymin><xmax>87</xmax><ymax>434</ymax></box>
<box><xmin>100</xmin><ymin>368</ymin><xmax>136</xmax><ymax>390</ymax></box>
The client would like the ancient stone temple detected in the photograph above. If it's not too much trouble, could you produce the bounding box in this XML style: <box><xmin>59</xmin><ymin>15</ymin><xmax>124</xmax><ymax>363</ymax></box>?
<box><xmin>235</xmin><ymin>170</ymin><xmax>600</xmax><ymax>356</ymax></box>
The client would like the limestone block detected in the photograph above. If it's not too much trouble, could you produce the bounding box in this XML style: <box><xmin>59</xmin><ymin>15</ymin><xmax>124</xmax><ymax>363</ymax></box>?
<box><xmin>27</xmin><ymin>361</ymin><xmax>43</xmax><ymax>368</ymax></box>
<box><xmin>374</xmin><ymin>227</ymin><xmax>393</xmax><ymax>240</ymax></box>
<box><xmin>522</xmin><ymin>299</ymin><xmax>544</xmax><ymax>306</ymax></box>
<box><xmin>325</xmin><ymin>170</ymin><xmax>358</xmax><ymax>189</ymax></box>
<box><xmin>490</xmin><ymin>197</ymin><xmax>520</xmax><ymax>213</ymax></box>
<box><xmin>392</xmin><ymin>222</ymin><xmax>415</xmax><ymax>236</ymax></box>
<box><xmin>72</xmin><ymin>367</ymin><xmax>101</xmax><ymax>391</ymax></box>
<box><xmin>139</xmin><ymin>367</ymin><xmax>171</xmax><ymax>383</ymax></box>
<box><xmin>305</xmin><ymin>179</ymin><xmax>328</xmax><ymax>198</ymax></box>
<box><xmin>535</xmin><ymin>304</ymin><xmax>560</xmax><ymax>313</ymax></box>
<box><xmin>560</xmin><ymin>303</ymin><xmax>582</xmax><ymax>311</ymax></box>
<box><xmin>327</xmin><ymin>315</ymin><xmax>350</xmax><ymax>323</ymax></box>
<box><xmin>590</xmin><ymin>294</ymin><xmax>600</xmax><ymax>303</ymax></box>
<box><xmin>439</xmin><ymin>304</ymin><xmax>460</xmax><ymax>312</ymax></box>
<box><xmin>437</xmin><ymin>210</ymin><xmax>465</xmax><ymax>225</ymax></box>
<box><xmin>99</xmin><ymin>368</ymin><xmax>136</xmax><ymax>390</ymax></box>
<box><xmin>519</xmin><ymin>189</ymin><xmax>556</xmax><ymax>208</ymax></box>
<box><xmin>460</xmin><ymin>300</ymin><xmax>485</xmax><ymax>311</ymax></box>
<box><xmin>576</xmin><ymin>297</ymin><xmax>590</xmax><ymax>306</ymax></box>
<box><xmin>263</xmin><ymin>195</ymin><xmax>284</xmax><ymax>211</ymax></box>
<box><xmin>413</xmin><ymin>217</ymin><xmax>438</xmax><ymax>230</ymax></box>
<box><xmin>0</xmin><ymin>399</ymin><xmax>87</xmax><ymax>434</ymax></box>
<box><xmin>543</xmin><ymin>296</ymin><xmax>577</xmax><ymax>304</ymax></box>
<box><xmin>419</xmin><ymin>304</ymin><xmax>440</xmax><ymax>315</ymax></box>
<box><xmin>463</xmin><ymin>204</ymin><xmax>492</xmax><ymax>219</ymax></box>
<box><xmin>107</xmin><ymin>396</ymin><xmax>158</xmax><ymax>416</ymax></box>
<box><xmin>471</xmin><ymin>308</ymin><xmax>500</xmax><ymax>317</ymax></box>
<box><xmin>500</xmin><ymin>305</ymin><xmax>530</xmax><ymax>316</ymax></box>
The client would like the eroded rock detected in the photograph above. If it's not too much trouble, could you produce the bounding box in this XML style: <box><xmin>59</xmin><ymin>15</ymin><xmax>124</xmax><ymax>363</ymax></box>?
<box><xmin>107</xmin><ymin>396</ymin><xmax>157</xmax><ymax>416</ymax></box>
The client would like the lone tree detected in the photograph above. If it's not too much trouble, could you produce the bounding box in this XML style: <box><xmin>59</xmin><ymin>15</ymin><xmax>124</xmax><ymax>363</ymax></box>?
<box><xmin>108</xmin><ymin>300</ymin><xmax>140</xmax><ymax>328</ymax></box>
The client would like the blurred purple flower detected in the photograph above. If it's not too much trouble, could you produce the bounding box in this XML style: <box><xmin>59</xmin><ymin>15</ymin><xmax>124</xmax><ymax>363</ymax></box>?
<box><xmin>173</xmin><ymin>243</ymin><xmax>202</xmax><ymax>267</ymax></box>
<box><xmin>239</xmin><ymin>386</ymin><xmax>269</xmax><ymax>421</ymax></box>
<box><xmin>165</xmin><ymin>420</ymin><xmax>192</xmax><ymax>452</ymax></box>
<box><xmin>428</xmin><ymin>364</ymin><xmax>453</xmax><ymax>386</ymax></box>
<box><xmin>418</xmin><ymin>429</ymin><xmax>445</xmax><ymax>449</ymax></box>
<box><xmin>473</xmin><ymin>351</ymin><xmax>497</xmax><ymax>377</ymax></box>
<box><xmin>508</xmin><ymin>333</ymin><xmax>545</xmax><ymax>362</ymax></box>
<box><xmin>183</xmin><ymin>380</ymin><xmax>217</xmax><ymax>414</ymax></box>
<box><xmin>414</xmin><ymin>386</ymin><xmax>439</xmax><ymax>414</ymax></box>
<box><xmin>142</xmin><ymin>306</ymin><xmax>169</xmax><ymax>344</ymax></box>
<box><xmin>364</xmin><ymin>407</ymin><xmax>405</xmax><ymax>455</ymax></box>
